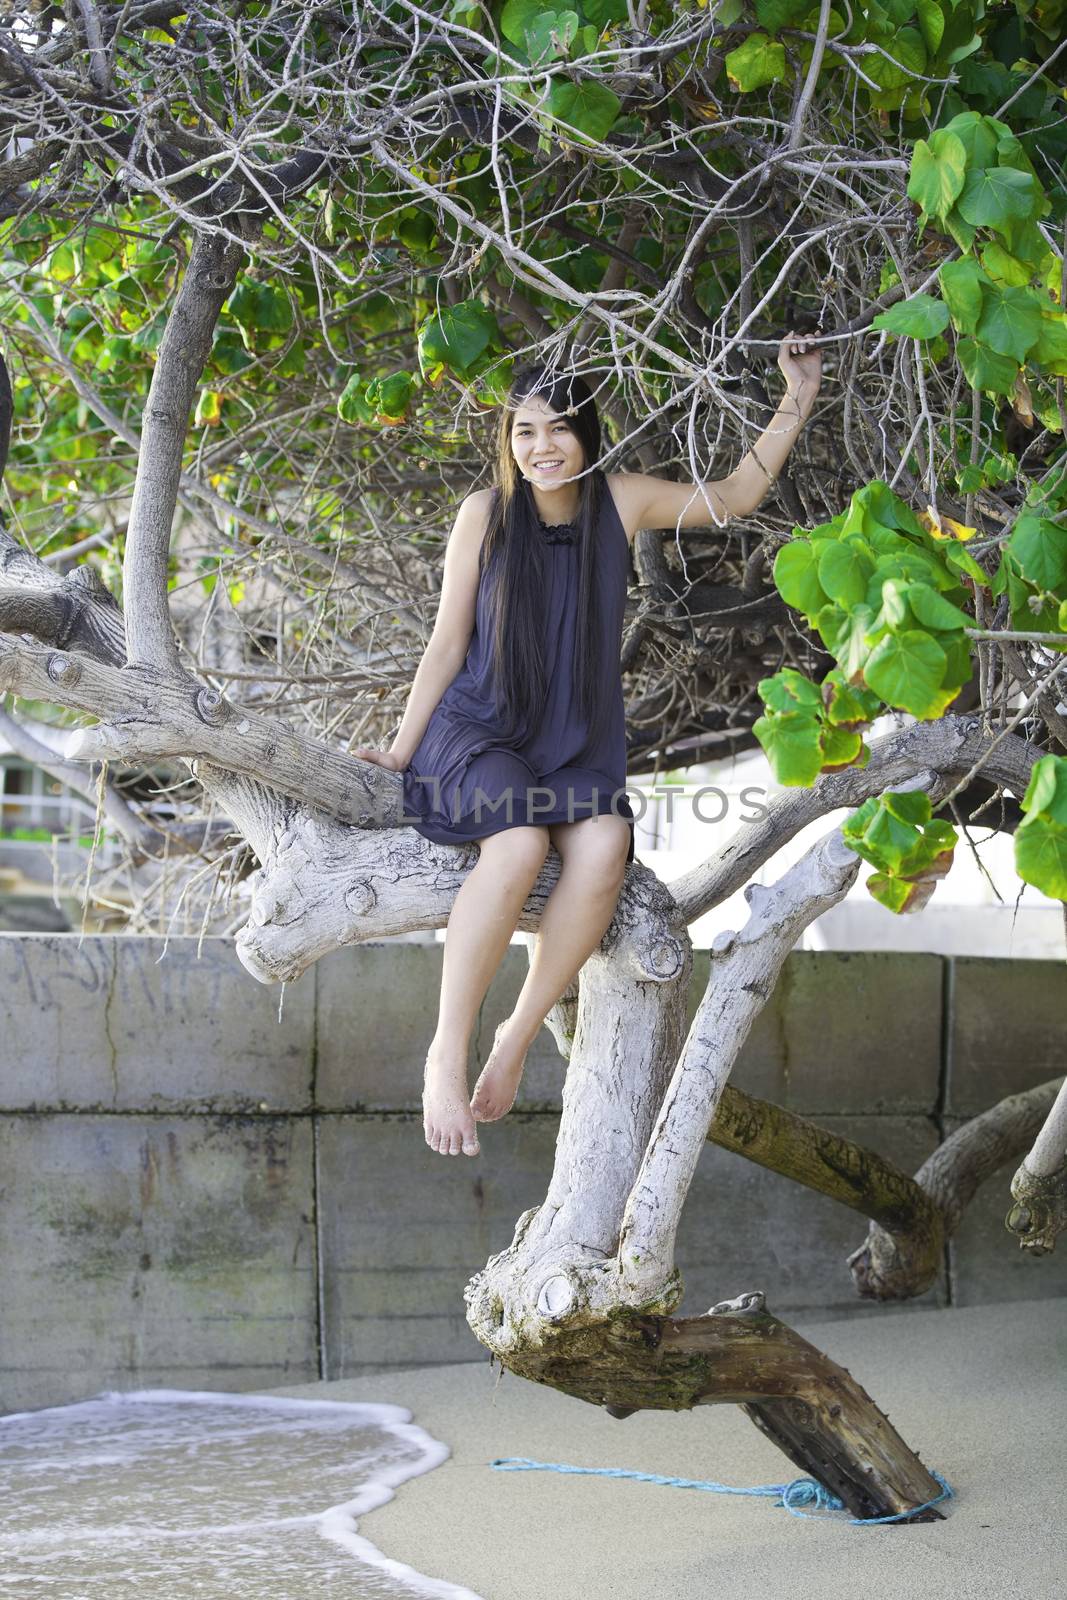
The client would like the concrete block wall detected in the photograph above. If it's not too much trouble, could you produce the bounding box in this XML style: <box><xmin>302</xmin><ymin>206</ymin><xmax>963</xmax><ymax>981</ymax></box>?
<box><xmin>1</xmin><ymin>934</ymin><xmax>1063</xmax><ymax>1414</ymax></box>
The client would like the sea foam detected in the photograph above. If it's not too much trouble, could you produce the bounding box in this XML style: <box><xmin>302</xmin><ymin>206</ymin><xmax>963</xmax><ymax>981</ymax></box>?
<box><xmin>0</xmin><ymin>1388</ymin><xmax>484</xmax><ymax>1598</ymax></box>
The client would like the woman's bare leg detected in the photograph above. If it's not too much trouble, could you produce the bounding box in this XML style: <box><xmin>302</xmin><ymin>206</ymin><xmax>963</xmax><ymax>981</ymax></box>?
<box><xmin>424</xmin><ymin>824</ymin><xmax>550</xmax><ymax>1157</ymax></box>
<box><xmin>470</xmin><ymin>814</ymin><xmax>630</xmax><ymax>1122</ymax></box>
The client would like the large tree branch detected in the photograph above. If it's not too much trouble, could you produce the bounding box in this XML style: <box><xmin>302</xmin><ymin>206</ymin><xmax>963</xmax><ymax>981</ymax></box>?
<box><xmin>668</xmin><ymin>716</ymin><xmax>1039</xmax><ymax>925</ymax></box>
<box><xmin>0</xmin><ymin>636</ymin><xmax>397</xmax><ymax>828</ymax></box>
<box><xmin>0</xmin><ymin>526</ymin><xmax>126</xmax><ymax>665</ymax></box>
<box><xmin>0</xmin><ymin>704</ymin><xmax>228</xmax><ymax>859</ymax></box>
<box><xmin>122</xmin><ymin>229</ymin><xmax>247</xmax><ymax>673</ymax></box>
<box><xmin>852</xmin><ymin>1077</ymin><xmax>1065</xmax><ymax>1295</ymax></box>
<box><xmin>710</xmin><ymin>1085</ymin><xmax>942</xmax><ymax>1237</ymax></box>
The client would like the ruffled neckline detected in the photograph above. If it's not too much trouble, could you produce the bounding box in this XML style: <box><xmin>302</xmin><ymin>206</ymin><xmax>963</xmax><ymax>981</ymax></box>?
<box><xmin>538</xmin><ymin>518</ymin><xmax>577</xmax><ymax>544</ymax></box>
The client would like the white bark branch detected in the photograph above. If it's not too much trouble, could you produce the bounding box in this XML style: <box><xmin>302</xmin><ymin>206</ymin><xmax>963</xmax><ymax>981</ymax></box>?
<box><xmin>1005</xmin><ymin>1079</ymin><xmax>1067</xmax><ymax>1258</ymax></box>
<box><xmin>618</xmin><ymin>827</ymin><xmax>861</xmax><ymax>1302</ymax></box>
<box><xmin>0</xmin><ymin>705</ymin><xmax>223</xmax><ymax>858</ymax></box>
<box><xmin>1023</xmin><ymin>1075</ymin><xmax>1067</xmax><ymax>1178</ymax></box>
<box><xmin>0</xmin><ymin>637</ymin><xmax>396</xmax><ymax>828</ymax></box>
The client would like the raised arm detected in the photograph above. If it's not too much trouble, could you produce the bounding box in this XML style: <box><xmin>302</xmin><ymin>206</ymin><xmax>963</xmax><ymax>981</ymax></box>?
<box><xmin>613</xmin><ymin>332</ymin><xmax>822</xmax><ymax>536</ymax></box>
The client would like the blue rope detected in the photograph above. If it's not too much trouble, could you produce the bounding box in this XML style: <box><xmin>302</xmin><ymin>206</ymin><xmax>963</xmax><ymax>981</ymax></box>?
<box><xmin>490</xmin><ymin>1457</ymin><xmax>954</xmax><ymax>1524</ymax></box>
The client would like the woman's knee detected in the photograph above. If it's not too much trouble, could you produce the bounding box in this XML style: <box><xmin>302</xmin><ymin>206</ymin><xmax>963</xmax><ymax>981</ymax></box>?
<box><xmin>552</xmin><ymin>816</ymin><xmax>630</xmax><ymax>881</ymax></box>
<box><xmin>475</xmin><ymin>825</ymin><xmax>551</xmax><ymax>877</ymax></box>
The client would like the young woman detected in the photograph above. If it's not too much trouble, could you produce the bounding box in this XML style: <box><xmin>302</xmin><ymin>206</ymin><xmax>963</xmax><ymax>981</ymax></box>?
<box><xmin>355</xmin><ymin>333</ymin><xmax>821</xmax><ymax>1159</ymax></box>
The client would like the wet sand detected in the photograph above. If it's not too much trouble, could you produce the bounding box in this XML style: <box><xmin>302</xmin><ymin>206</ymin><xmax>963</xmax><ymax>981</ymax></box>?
<box><xmin>272</xmin><ymin>1297</ymin><xmax>1066</xmax><ymax>1600</ymax></box>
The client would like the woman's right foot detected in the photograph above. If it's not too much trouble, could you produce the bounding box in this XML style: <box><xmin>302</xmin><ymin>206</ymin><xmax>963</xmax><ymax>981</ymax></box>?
<box><xmin>423</xmin><ymin>1047</ymin><xmax>481</xmax><ymax>1157</ymax></box>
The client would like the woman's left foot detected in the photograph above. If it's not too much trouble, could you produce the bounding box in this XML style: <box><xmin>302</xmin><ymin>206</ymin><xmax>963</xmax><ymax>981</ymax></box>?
<box><xmin>470</xmin><ymin>1019</ymin><xmax>533</xmax><ymax>1122</ymax></box>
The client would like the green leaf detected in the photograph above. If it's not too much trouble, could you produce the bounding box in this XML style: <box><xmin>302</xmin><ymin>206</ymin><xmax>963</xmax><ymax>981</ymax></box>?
<box><xmin>979</xmin><ymin>242</ymin><xmax>1034</xmax><ymax>287</ymax></box>
<box><xmin>904</xmin><ymin>583</ymin><xmax>973</xmax><ymax>631</ymax></box>
<box><xmin>944</xmin><ymin>542</ymin><xmax>989</xmax><ymax>586</ymax></box>
<box><xmin>499</xmin><ymin>0</ymin><xmax>543</xmax><ymax>45</ymax></box>
<box><xmin>865</xmin><ymin>872</ymin><xmax>922</xmax><ymax>913</ymax></box>
<box><xmin>822</xmin><ymin>670</ymin><xmax>882</xmax><ymax>727</ymax></box>
<box><xmin>758</xmin><ymin>668</ymin><xmax>823</xmax><ymax>713</ymax></box>
<box><xmin>1007</xmin><ymin>512</ymin><xmax>1067</xmax><ymax>592</ymax></box>
<box><xmin>995</xmin><ymin>131</ymin><xmax>1043</xmax><ymax>186</ymax></box>
<box><xmin>579</xmin><ymin>0</ymin><xmax>628</xmax><ymax>22</ymax></box>
<box><xmin>840</xmin><ymin>480</ymin><xmax>925</xmax><ymax>539</ymax></box>
<box><xmin>817</xmin><ymin>539</ymin><xmax>874</xmax><ymax>606</ymax></box>
<box><xmin>872</xmin><ymin>294</ymin><xmax>950</xmax><ymax>339</ymax></box>
<box><xmin>864</xmin><ymin>25</ymin><xmax>927</xmax><ymax>98</ymax></box>
<box><xmin>942</xmin><ymin>207</ymin><xmax>977</xmax><ymax>255</ymax></box>
<box><xmin>956</xmin><ymin>166</ymin><xmax>1041</xmax><ymax>228</ymax></box>
<box><xmin>877</xmin><ymin>576</ymin><xmax>911</xmax><ymax>630</ymax></box>
<box><xmin>356</xmin><ymin>292</ymin><xmax>397</xmax><ymax>335</ymax></box>
<box><xmin>956</xmin><ymin>336</ymin><xmax>1020</xmax><ymax>395</ymax></box>
<box><xmin>938</xmin><ymin>257</ymin><xmax>988</xmax><ymax>336</ymax></box>
<box><xmin>753</xmin><ymin>710</ymin><xmax>826</xmax><ymax>786</ymax></box>
<box><xmin>819</xmin><ymin>724</ymin><xmax>865</xmax><ymax>770</ymax></box>
<box><xmin>193</xmin><ymin>390</ymin><xmax>222</xmax><ymax>427</ymax></box>
<box><xmin>1015</xmin><ymin>814</ymin><xmax>1067</xmax><ymax>900</ymax></box>
<box><xmin>863</xmin><ymin>630</ymin><xmax>948</xmax><ymax>716</ymax></box>
<box><xmin>228</xmin><ymin>281</ymin><xmax>293</xmax><ymax>334</ymax></box>
<box><xmin>915</xmin><ymin>0</ymin><xmax>945</xmax><ymax>54</ymax></box>
<box><xmin>544</xmin><ymin>78</ymin><xmax>621</xmax><ymax>140</ymax></box>
<box><xmin>974</xmin><ymin>285</ymin><xmax>1045</xmax><ymax>361</ymax></box>
<box><xmin>470</xmin><ymin>357</ymin><xmax>514</xmax><ymax>405</ymax></box>
<box><xmin>820</xmin><ymin>603</ymin><xmax>875</xmax><ymax>678</ymax></box>
<box><xmin>365</xmin><ymin>371</ymin><xmax>418</xmax><ymax>423</ymax></box>
<box><xmin>1021</xmin><ymin>754</ymin><xmax>1067</xmax><ymax>826</ymax></box>
<box><xmin>755</xmin><ymin>0</ymin><xmax>811</xmax><ymax>29</ymax></box>
<box><xmin>724</xmin><ymin>33</ymin><xmax>786</xmax><ymax>92</ymax></box>
<box><xmin>773</xmin><ymin>540</ymin><xmax>826</xmax><ymax>615</ymax></box>
<box><xmin>1017</xmin><ymin>752</ymin><xmax>1067</xmax><ymax>902</ymax></box>
<box><xmin>942</xmin><ymin>111</ymin><xmax>999</xmax><ymax>170</ymax></box>
<box><xmin>884</xmin><ymin>789</ymin><xmax>937</xmax><ymax>827</ymax></box>
<box><xmin>1032</xmin><ymin>312</ymin><xmax>1067</xmax><ymax>378</ymax></box>
<box><xmin>417</xmin><ymin>299</ymin><xmax>498</xmax><ymax>376</ymax></box>
<box><xmin>525</xmin><ymin>9</ymin><xmax>579</xmax><ymax>63</ymax></box>
<box><xmin>907</xmin><ymin>130</ymin><xmax>966</xmax><ymax>219</ymax></box>
<box><xmin>843</xmin><ymin>790</ymin><xmax>958</xmax><ymax>879</ymax></box>
<box><xmin>843</xmin><ymin>793</ymin><xmax>920</xmax><ymax>873</ymax></box>
<box><xmin>337</xmin><ymin>374</ymin><xmax>376</xmax><ymax>425</ymax></box>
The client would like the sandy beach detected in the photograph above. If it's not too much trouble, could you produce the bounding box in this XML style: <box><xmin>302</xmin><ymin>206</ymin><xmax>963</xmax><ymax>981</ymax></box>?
<box><xmin>273</xmin><ymin>1296</ymin><xmax>1066</xmax><ymax>1600</ymax></box>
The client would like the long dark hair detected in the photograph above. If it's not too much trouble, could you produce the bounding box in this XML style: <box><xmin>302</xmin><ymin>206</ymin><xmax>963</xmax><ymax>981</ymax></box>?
<box><xmin>478</xmin><ymin>364</ymin><xmax>606</xmax><ymax>741</ymax></box>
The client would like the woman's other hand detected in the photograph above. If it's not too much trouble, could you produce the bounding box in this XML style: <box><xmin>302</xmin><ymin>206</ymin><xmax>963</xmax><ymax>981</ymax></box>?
<box><xmin>353</xmin><ymin>745</ymin><xmax>409</xmax><ymax>772</ymax></box>
<box><xmin>777</xmin><ymin>329</ymin><xmax>822</xmax><ymax>401</ymax></box>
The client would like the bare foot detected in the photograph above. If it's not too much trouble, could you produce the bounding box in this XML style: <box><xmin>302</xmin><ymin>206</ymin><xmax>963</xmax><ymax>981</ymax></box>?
<box><xmin>470</xmin><ymin>1019</ymin><xmax>532</xmax><ymax>1123</ymax></box>
<box><xmin>423</xmin><ymin>1047</ymin><xmax>481</xmax><ymax>1157</ymax></box>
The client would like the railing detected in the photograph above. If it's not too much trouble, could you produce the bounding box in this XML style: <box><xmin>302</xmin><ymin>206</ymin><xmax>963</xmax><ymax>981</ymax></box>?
<box><xmin>0</xmin><ymin>792</ymin><xmax>103</xmax><ymax>835</ymax></box>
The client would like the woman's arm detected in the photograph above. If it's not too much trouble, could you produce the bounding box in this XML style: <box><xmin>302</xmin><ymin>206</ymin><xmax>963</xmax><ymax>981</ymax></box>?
<box><xmin>354</xmin><ymin>491</ymin><xmax>491</xmax><ymax>771</ymax></box>
<box><xmin>615</xmin><ymin>332</ymin><xmax>823</xmax><ymax>534</ymax></box>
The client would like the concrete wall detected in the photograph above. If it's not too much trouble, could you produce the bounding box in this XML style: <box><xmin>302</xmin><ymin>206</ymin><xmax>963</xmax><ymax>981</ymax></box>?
<box><xmin>1</xmin><ymin>934</ymin><xmax>1063</xmax><ymax>1415</ymax></box>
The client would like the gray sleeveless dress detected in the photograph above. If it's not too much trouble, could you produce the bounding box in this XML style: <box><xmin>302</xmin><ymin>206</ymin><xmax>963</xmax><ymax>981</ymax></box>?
<box><xmin>401</xmin><ymin>478</ymin><xmax>635</xmax><ymax>863</ymax></box>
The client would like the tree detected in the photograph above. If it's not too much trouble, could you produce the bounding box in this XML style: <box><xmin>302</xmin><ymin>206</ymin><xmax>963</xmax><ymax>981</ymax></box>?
<box><xmin>1</xmin><ymin>0</ymin><xmax>1064</xmax><ymax>1517</ymax></box>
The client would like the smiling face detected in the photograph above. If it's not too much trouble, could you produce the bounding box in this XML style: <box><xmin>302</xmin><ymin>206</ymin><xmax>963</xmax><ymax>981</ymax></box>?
<box><xmin>509</xmin><ymin>396</ymin><xmax>586</xmax><ymax>499</ymax></box>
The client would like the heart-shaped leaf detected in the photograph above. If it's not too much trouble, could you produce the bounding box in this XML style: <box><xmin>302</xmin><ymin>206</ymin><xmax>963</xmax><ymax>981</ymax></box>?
<box><xmin>863</xmin><ymin>629</ymin><xmax>948</xmax><ymax>716</ymax></box>
<box><xmin>872</xmin><ymin>294</ymin><xmax>950</xmax><ymax>339</ymax></box>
